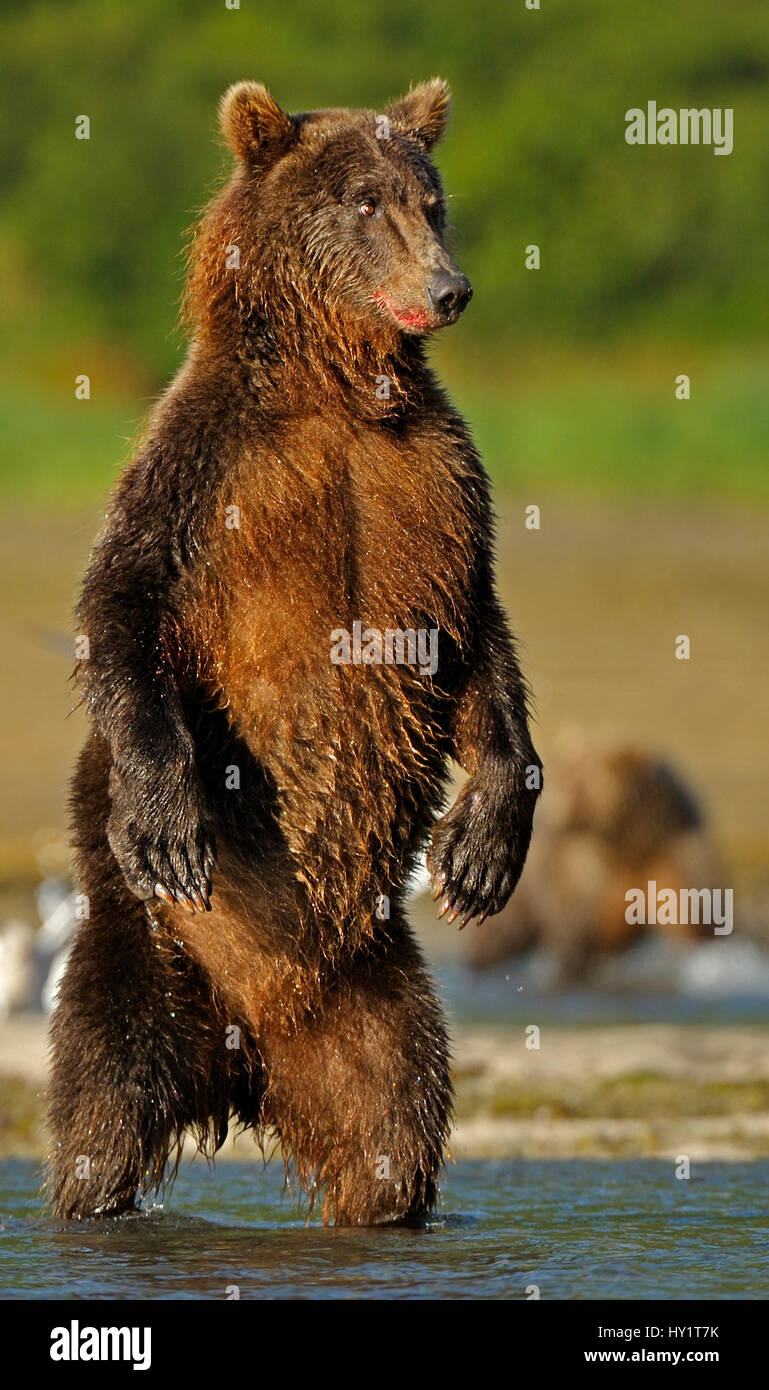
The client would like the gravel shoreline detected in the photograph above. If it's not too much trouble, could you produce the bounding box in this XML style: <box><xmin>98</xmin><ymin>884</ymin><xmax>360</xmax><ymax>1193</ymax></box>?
<box><xmin>2</xmin><ymin>1015</ymin><xmax>768</xmax><ymax>1163</ymax></box>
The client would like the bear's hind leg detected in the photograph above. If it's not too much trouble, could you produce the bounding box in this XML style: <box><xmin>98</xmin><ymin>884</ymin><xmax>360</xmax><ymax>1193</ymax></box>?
<box><xmin>261</xmin><ymin>921</ymin><xmax>453</xmax><ymax>1226</ymax></box>
<box><xmin>46</xmin><ymin>877</ymin><xmax>235</xmax><ymax>1219</ymax></box>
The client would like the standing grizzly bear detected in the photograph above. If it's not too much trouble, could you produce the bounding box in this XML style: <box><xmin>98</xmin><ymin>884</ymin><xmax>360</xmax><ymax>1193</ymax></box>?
<box><xmin>47</xmin><ymin>79</ymin><xmax>541</xmax><ymax>1224</ymax></box>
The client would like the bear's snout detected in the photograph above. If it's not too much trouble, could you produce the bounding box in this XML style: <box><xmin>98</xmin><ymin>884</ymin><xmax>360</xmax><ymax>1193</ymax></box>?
<box><xmin>427</xmin><ymin>269</ymin><xmax>473</xmax><ymax>322</ymax></box>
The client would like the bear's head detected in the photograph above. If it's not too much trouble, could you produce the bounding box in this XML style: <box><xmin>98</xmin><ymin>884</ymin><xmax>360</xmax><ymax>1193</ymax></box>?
<box><xmin>186</xmin><ymin>79</ymin><xmax>472</xmax><ymax>357</ymax></box>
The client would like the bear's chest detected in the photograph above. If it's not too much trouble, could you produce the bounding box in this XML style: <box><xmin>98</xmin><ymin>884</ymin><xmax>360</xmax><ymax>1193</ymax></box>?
<box><xmin>347</xmin><ymin>429</ymin><xmax>479</xmax><ymax>626</ymax></box>
<box><xmin>218</xmin><ymin>415</ymin><xmax>477</xmax><ymax>627</ymax></box>
<box><xmin>196</xmin><ymin>415</ymin><xmax>480</xmax><ymax>740</ymax></box>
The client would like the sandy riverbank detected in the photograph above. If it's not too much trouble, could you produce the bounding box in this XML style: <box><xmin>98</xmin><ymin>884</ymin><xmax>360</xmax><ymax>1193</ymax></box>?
<box><xmin>2</xmin><ymin>1014</ymin><xmax>768</xmax><ymax>1164</ymax></box>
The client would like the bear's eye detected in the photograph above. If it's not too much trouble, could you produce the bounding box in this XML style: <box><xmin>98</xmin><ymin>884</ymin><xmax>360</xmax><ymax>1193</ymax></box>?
<box><xmin>358</xmin><ymin>199</ymin><xmax>377</xmax><ymax>218</ymax></box>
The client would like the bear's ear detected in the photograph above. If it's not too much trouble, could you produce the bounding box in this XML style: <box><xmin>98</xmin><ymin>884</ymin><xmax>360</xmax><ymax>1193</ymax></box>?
<box><xmin>219</xmin><ymin>81</ymin><xmax>297</xmax><ymax>167</ymax></box>
<box><xmin>387</xmin><ymin>78</ymin><xmax>451</xmax><ymax>151</ymax></box>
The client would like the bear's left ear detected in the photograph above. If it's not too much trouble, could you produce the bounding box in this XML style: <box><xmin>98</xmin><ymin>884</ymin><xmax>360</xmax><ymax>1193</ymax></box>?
<box><xmin>219</xmin><ymin>81</ymin><xmax>297</xmax><ymax>167</ymax></box>
<box><xmin>387</xmin><ymin>78</ymin><xmax>451</xmax><ymax>151</ymax></box>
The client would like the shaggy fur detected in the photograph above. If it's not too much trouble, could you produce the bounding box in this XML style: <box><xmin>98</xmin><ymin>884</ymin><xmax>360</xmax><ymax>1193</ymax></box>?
<box><xmin>46</xmin><ymin>79</ymin><xmax>541</xmax><ymax>1224</ymax></box>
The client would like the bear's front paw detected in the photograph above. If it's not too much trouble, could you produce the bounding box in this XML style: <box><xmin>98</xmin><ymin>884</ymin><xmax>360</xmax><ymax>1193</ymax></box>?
<box><xmin>426</xmin><ymin>768</ymin><xmax>538</xmax><ymax>929</ymax></box>
<box><xmin>106</xmin><ymin>765</ymin><xmax>216</xmax><ymax>913</ymax></box>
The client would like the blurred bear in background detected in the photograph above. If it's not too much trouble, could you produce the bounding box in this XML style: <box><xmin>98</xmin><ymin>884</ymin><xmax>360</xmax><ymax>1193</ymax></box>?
<box><xmin>467</xmin><ymin>732</ymin><xmax>724</xmax><ymax>980</ymax></box>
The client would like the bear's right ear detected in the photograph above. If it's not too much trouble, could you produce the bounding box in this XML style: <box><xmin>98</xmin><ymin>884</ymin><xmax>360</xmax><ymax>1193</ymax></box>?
<box><xmin>387</xmin><ymin>78</ymin><xmax>451</xmax><ymax>151</ymax></box>
<box><xmin>219</xmin><ymin>82</ymin><xmax>297</xmax><ymax>167</ymax></box>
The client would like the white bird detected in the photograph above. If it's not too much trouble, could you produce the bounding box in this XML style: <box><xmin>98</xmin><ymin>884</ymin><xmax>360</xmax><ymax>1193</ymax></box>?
<box><xmin>0</xmin><ymin>920</ymin><xmax>36</xmax><ymax>1018</ymax></box>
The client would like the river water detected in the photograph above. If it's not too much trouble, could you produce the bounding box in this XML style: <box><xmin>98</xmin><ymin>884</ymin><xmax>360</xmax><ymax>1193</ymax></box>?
<box><xmin>2</xmin><ymin>1156</ymin><xmax>768</xmax><ymax>1300</ymax></box>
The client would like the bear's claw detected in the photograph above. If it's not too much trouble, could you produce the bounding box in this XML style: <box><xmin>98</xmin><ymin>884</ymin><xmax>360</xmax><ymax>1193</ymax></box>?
<box><xmin>427</xmin><ymin>769</ymin><xmax>535</xmax><ymax>929</ymax></box>
<box><xmin>106</xmin><ymin>765</ymin><xmax>216</xmax><ymax>913</ymax></box>
<box><xmin>149</xmin><ymin>837</ymin><xmax>215</xmax><ymax>913</ymax></box>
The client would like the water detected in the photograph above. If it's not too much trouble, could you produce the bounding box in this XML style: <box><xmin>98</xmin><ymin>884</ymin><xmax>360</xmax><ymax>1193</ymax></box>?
<box><xmin>432</xmin><ymin>940</ymin><xmax>769</xmax><ymax>1027</ymax></box>
<box><xmin>2</xmin><ymin>1157</ymin><xmax>768</xmax><ymax>1299</ymax></box>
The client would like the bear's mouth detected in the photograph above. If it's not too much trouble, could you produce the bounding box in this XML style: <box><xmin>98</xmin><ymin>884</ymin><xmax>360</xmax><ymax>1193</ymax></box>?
<box><xmin>372</xmin><ymin>292</ymin><xmax>435</xmax><ymax>333</ymax></box>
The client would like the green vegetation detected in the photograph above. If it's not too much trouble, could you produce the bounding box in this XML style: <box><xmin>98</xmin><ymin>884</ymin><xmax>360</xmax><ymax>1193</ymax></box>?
<box><xmin>0</xmin><ymin>1077</ymin><xmax>46</xmax><ymax>1160</ymax></box>
<box><xmin>451</xmin><ymin>346</ymin><xmax>769</xmax><ymax>503</ymax></box>
<box><xmin>0</xmin><ymin>0</ymin><xmax>767</xmax><ymax>506</ymax></box>
<box><xmin>456</xmin><ymin>1072</ymin><xmax>769</xmax><ymax>1123</ymax></box>
<box><xmin>0</xmin><ymin>383</ymin><xmax>140</xmax><ymax>508</ymax></box>
<box><xmin>3</xmin><ymin>345</ymin><xmax>767</xmax><ymax>509</ymax></box>
<box><xmin>4</xmin><ymin>1048</ymin><xmax>769</xmax><ymax>1161</ymax></box>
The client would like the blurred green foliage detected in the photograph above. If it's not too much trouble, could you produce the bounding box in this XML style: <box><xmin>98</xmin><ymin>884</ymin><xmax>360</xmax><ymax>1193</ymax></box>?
<box><xmin>3</xmin><ymin>350</ymin><xmax>769</xmax><ymax>507</ymax></box>
<box><xmin>0</xmin><ymin>0</ymin><xmax>767</xmax><ymax>502</ymax></box>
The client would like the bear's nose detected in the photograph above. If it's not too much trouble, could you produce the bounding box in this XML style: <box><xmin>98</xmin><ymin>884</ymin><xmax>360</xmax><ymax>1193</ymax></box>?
<box><xmin>427</xmin><ymin>270</ymin><xmax>473</xmax><ymax>318</ymax></box>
